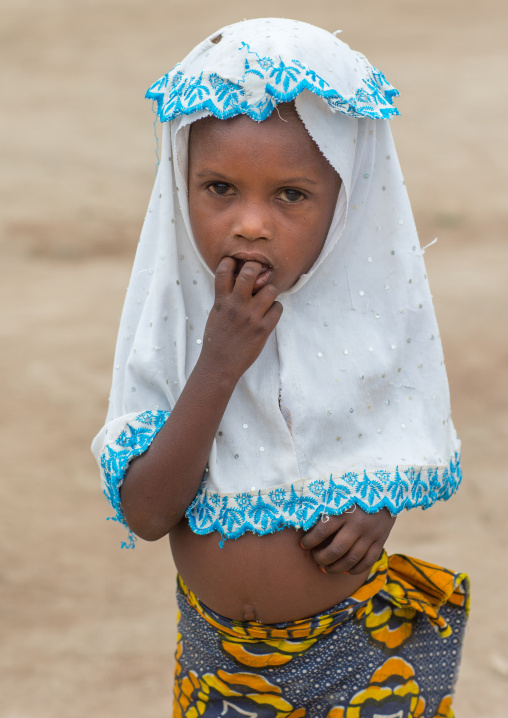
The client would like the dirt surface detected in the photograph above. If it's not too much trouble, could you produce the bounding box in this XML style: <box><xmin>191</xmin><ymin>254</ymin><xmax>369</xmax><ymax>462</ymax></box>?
<box><xmin>1</xmin><ymin>0</ymin><xmax>507</xmax><ymax>715</ymax></box>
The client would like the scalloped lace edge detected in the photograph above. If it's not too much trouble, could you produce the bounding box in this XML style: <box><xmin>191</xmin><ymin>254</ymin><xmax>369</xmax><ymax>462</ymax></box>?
<box><xmin>100</xmin><ymin>410</ymin><xmax>461</xmax><ymax>548</ymax></box>
<box><xmin>100</xmin><ymin>409</ymin><xmax>170</xmax><ymax>549</ymax></box>
<box><xmin>145</xmin><ymin>45</ymin><xmax>400</xmax><ymax>123</ymax></box>
<box><xmin>186</xmin><ymin>454</ymin><xmax>462</xmax><ymax>544</ymax></box>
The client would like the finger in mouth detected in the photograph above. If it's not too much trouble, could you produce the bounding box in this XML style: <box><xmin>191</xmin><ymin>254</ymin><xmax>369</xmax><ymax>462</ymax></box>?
<box><xmin>234</xmin><ymin>259</ymin><xmax>271</xmax><ymax>276</ymax></box>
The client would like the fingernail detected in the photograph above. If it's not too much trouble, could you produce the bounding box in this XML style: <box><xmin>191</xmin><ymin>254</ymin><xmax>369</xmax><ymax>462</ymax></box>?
<box><xmin>344</xmin><ymin>571</ymin><xmax>350</xmax><ymax>575</ymax></box>
<box><xmin>299</xmin><ymin>541</ymin><xmax>306</xmax><ymax>549</ymax></box>
<box><xmin>319</xmin><ymin>566</ymin><xmax>327</xmax><ymax>574</ymax></box>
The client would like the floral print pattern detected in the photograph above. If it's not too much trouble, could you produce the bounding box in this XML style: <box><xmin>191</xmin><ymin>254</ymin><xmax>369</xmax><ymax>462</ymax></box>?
<box><xmin>173</xmin><ymin>553</ymin><xmax>469</xmax><ymax>717</ymax></box>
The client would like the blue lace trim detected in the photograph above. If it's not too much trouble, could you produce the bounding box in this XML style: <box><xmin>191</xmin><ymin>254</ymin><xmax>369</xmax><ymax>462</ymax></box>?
<box><xmin>186</xmin><ymin>453</ymin><xmax>462</xmax><ymax>542</ymax></box>
<box><xmin>100</xmin><ymin>410</ymin><xmax>169</xmax><ymax>548</ymax></box>
<box><xmin>145</xmin><ymin>43</ymin><xmax>399</xmax><ymax>123</ymax></box>
<box><xmin>100</xmin><ymin>409</ymin><xmax>461</xmax><ymax>547</ymax></box>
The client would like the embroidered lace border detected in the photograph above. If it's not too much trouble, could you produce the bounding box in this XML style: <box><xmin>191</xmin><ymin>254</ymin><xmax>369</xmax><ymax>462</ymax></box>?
<box><xmin>146</xmin><ymin>43</ymin><xmax>399</xmax><ymax>123</ymax></box>
<box><xmin>100</xmin><ymin>410</ymin><xmax>461</xmax><ymax>547</ymax></box>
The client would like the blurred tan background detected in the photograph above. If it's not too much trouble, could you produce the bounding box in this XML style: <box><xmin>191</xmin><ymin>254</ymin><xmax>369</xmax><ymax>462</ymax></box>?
<box><xmin>1</xmin><ymin>0</ymin><xmax>507</xmax><ymax>715</ymax></box>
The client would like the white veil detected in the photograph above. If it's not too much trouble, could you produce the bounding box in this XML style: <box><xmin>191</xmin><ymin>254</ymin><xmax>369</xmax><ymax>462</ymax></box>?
<box><xmin>92</xmin><ymin>19</ymin><xmax>461</xmax><ymax>543</ymax></box>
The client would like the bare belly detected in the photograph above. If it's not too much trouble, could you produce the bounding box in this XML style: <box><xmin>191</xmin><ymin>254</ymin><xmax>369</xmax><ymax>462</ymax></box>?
<box><xmin>169</xmin><ymin>520</ymin><xmax>369</xmax><ymax>624</ymax></box>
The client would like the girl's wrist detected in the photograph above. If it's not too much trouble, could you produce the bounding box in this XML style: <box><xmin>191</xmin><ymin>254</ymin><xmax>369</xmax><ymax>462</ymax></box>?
<box><xmin>194</xmin><ymin>350</ymin><xmax>241</xmax><ymax>395</ymax></box>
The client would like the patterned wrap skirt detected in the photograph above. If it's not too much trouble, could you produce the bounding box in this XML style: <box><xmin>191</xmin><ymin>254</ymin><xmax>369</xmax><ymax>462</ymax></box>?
<box><xmin>173</xmin><ymin>552</ymin><xmax>470</xmax><ymax>718</ymax></box>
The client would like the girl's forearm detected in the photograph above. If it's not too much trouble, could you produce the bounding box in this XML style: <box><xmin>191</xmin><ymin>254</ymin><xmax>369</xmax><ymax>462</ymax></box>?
<box><xmin>120</xmin><ymin>261</ymin><xmax>282</xmax><ymax>541</ymax></box>
<box><xmin>119</xmin><ymin>354</ymin><xmax>238</xmax><ymax>541</ymax></box>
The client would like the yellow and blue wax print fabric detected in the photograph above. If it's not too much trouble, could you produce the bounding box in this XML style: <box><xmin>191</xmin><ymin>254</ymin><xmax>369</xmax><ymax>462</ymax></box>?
<box><xmin>173</xmin><ymin>553</ymin><xmax>469</xmax><ymax>718</ymax></box>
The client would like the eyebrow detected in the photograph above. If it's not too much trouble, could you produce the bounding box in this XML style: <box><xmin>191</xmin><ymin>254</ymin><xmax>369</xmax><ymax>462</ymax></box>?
<box><xmin>194</xmin><ymin>170</ymin><xmax>230</xmax><ymax>179</ymax></box>
<box><xmin>194</xmin><ymin>170</ymin><xmax>319</xmax><ymax>185</ymax></box>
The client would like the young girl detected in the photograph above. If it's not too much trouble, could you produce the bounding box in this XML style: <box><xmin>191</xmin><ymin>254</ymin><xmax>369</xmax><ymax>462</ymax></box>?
<box><xmin>92</xmin><ymin>18</ymin><xmax>469</xmax><ymax>717</ymax></box>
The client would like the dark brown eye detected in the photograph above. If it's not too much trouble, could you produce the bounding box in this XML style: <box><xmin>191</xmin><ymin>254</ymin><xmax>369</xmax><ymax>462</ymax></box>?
<box><xmin>208</xmin><ymin>182</ymin><xmax>233</xmax><ymax>196</ymax></box>
<box><xmin>280</xmin><ymin>189</ymin><xmax>305</xmax><ymax>203</ymax></box>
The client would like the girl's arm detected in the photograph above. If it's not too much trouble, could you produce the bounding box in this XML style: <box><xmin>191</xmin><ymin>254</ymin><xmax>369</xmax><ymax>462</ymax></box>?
<box><xmin>119</xmin><ymin>258</ymin><xmax>282</xmax><ymax>541</ymax></box>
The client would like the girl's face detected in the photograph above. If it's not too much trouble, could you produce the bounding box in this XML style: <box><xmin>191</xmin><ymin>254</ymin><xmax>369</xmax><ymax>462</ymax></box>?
<box><xmin>188</xmin><ymin>103</ymin><xmax>342</xmax><ymax>294</ymax></box>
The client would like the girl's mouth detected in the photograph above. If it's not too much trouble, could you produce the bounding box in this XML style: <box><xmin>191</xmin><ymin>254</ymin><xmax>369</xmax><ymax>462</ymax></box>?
<box><xmin>233</xmin><ymin>258</ymin><xmax>273</xmax><ymax>293</ymax></box>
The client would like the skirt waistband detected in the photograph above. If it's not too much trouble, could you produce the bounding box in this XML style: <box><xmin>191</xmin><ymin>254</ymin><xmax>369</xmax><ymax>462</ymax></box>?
<box><xmin>177</xmin><ymin>551</ymin><xmax>470</xmax><ymax>643</ymax></box>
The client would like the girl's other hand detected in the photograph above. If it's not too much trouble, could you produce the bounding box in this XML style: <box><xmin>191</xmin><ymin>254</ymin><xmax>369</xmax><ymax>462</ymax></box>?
<box><xmin>299</xmin><ymin>507</ymin><xmax>396</xmax><ymax>575</ymax></box>
<box><xmin>199</xmin><ymin>257</ymin><xmax>283</xmax><ymax>382</ymax></box>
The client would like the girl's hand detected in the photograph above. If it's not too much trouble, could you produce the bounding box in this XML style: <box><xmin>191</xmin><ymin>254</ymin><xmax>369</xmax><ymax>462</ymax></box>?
<box><xmin>299</xmin><ymin>507</ymin><xmax>396</xmax><ymax>575</ymax></box>
<box><xmin>199</xmin><ymin>257</ymin><xmax>283</xmax><ymax>381</ymax></box>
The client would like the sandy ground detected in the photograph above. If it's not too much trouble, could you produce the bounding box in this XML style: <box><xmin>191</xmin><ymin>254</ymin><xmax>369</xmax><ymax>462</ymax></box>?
<box><xmin>1</xmin><ymin>0</ymin><xmax>507</xmax><ymax>715</ymax></box>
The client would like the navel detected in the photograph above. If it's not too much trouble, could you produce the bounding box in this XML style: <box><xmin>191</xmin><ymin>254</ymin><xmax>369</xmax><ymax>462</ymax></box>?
<box><xmin>242</xmin><ymin>603</ymin><xmax>258</xmax><ymax>622</ymax></box>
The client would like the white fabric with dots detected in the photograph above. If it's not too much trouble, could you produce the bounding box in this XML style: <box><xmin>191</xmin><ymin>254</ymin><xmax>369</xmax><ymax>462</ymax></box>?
<box><xmin>92</xmin><ymin>19</ymin><xmax>460</xmax><ymax>536</ymax></box>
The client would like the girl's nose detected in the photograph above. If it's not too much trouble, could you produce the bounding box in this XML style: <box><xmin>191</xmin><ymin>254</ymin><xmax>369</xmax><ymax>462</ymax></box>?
<box><xmin>232</xmin><ymin>199</ymin><xmax>272</xmax><ymax>241</ymax></box>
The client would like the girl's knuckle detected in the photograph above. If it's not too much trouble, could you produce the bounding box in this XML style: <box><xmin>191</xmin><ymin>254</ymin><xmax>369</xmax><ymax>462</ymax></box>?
<box><xmin>313</xmin><ymin>523</ymin><xmax>330</xmax><ymax>542</ymax></box>
<box><xmin>241</xmin><ymin>264</ymin><xmax>257</xmax><ymax>279</ymax></box>
<box><xmin>226</xmin><ymin>306</ymin><xmax>239</xmax><ymax>321</ymax></box>
<box><xmin>365</xmin><ymin>556</ymin><xmax>376</xmax><ymax>570</ymax></box>
<box><xmin>345</xmin><ymin>552</ymin><xmax>360</xmax><ymax>566</ymax></box>
<box><xmin>215</xmin><ymin>262</ymin><xmax>231</xmax><ymax>281</ymax></box>
<box><xmin>329</xmin><ymin>543</ymin><xmax>346</xmax><ymax>560</ymax></box>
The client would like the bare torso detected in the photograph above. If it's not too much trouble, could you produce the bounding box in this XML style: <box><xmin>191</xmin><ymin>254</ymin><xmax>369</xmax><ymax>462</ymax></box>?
<box><xmin>170</xmin><ymin>520</ymin><xmax>369</xmax><ymax>624</ymax></box>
